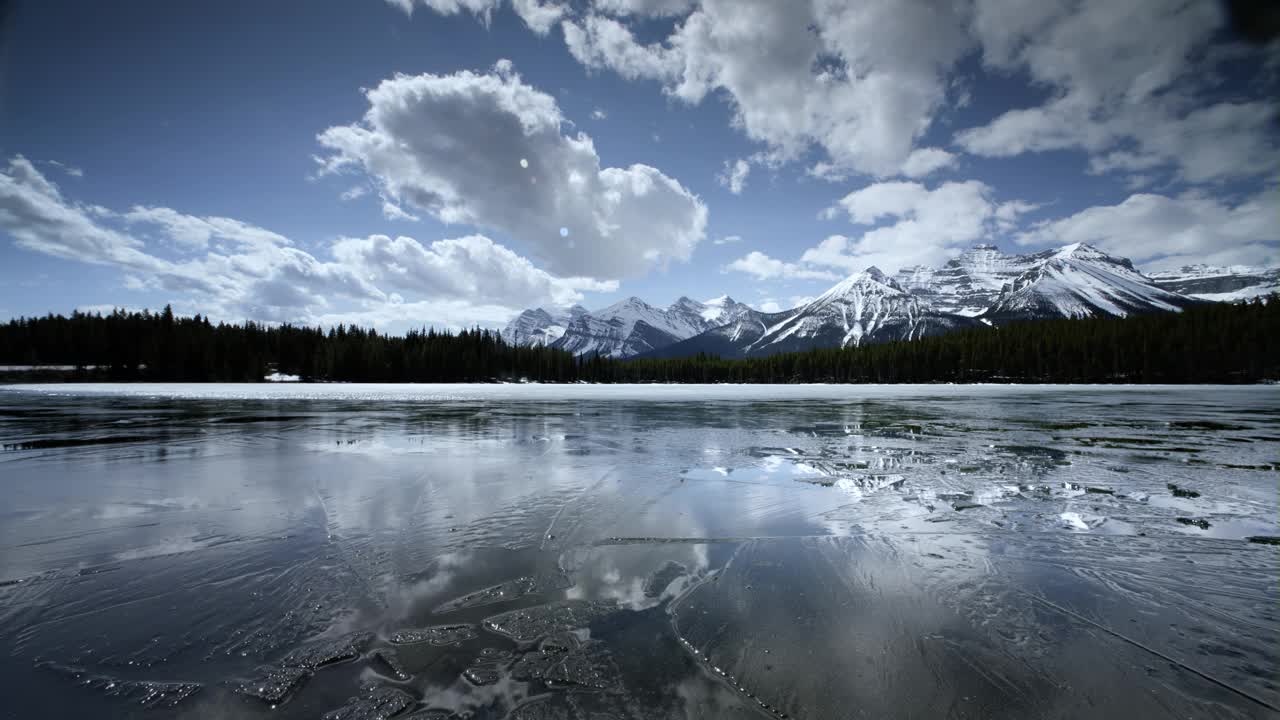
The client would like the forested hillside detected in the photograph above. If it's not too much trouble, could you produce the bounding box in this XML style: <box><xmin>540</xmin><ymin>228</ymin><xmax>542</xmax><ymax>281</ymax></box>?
<box><xmin>1</xmin><ymin>298</ymin><xmax>1276</xmax><ymax>384</ymax></box>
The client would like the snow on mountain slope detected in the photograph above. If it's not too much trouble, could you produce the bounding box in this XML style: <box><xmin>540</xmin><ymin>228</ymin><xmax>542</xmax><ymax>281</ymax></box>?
<box><xmin>663</xmin><ymin>296</ymin><xmax>749</xmax><ymax>338</ymax></box>
<box><xmin>696</xmin><ymin>295</ymin><xmax>753</xmax><ymax>325</ymax></box>
<box><xmin>1147</xmin><ymin>264</ymin><xmax>1280</xmax><ymax>302</ymax></box>
<box><xmin>500</xmin><ymin>305</ymin><xmax>586</xmax><ymax>347</ymax></box>
<box><xmin>636</xmin><ymin>307</ymin><xmax>792</xmax><ymax>360</ymax></box>
<box><xmin>894</xmin><ymin>244</ymin><xmax>1039</xmax><ymax>316</ymax></box>
<box><xmin>742</xmin><ymin>267</ymin><xmax>979</xmax><ymax>356</ymax></box>
<box><xmin>536</xmin><ymin>295</ymin><xmax>756</xmax><ymax>358</ymax></box>
<box><xmin>505</xmin><ymin>244</ymin><xmax>1250</xmax><ymax>359</ymax></box>
<box><xmin>984</xmin><ymin>244</ymin><xmax>1196</xmax><ymax>322</ymax></box>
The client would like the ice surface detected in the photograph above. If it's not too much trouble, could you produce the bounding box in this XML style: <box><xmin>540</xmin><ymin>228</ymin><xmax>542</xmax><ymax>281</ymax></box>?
<box><xmin>1</xmin><ymin>386</ymin><xmax>1277</xmax><ymax>718</ymax></box>
<box><xmin>2</xmin><ymin>382</ymin><xmax>1253</xmax><ymax>402</ymax></box>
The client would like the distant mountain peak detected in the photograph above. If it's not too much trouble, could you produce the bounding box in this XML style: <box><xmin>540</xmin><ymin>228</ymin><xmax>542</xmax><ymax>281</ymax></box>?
<box><xmin>820</xmin><ymin>266</ymin><xmax>904</xmax><ymax>301</ymax></box>
<box><xmin>504</xmin><ymin>246</ymin><xmax>1273</xmax><ymax>360</ymax></box>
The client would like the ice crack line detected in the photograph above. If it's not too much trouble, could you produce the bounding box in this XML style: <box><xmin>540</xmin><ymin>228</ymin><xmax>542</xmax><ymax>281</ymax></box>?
<box><xmin>1018</xmin><ymin>590</ymin><xmax>1280</xmax><ymax>713</ymax></box>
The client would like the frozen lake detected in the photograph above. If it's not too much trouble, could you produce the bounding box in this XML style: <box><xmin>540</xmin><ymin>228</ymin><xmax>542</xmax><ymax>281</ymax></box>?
<box><xmin>1</xmin><ymin>384</ymin><xmax>1277</xmax><ymax>718</ymax></box>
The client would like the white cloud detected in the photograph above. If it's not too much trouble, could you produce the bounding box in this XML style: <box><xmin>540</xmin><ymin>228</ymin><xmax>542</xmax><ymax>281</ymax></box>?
<box><xmin>404</xmin><ymin>0</ymin><xmax>1276</xmax><ymax>187</ymax></box>
<box><xmin>510</xmin><ymin>0</ymin><xmax>566</xmax><ymax>34</ymax></box>
<box><xmin>712</xmin><ymin>234</ymin><xmax>741</xmax><ymax>245</ymax></box>
<box><xmin>0</xmin><ymin>156</ymin><xmax>165</xmax><ymax>273</ymax></box>
<box><xmin>900</xmin><ymin>147</ymin><xmax>957</xmax><ymax>178</ymax></box>
<box><xmin>317</xmin><ymin>68</ymin><xmax>706</xmax><ymax>279</ymax></box>
<box><xmin>959</xmin><ymin>0</ymin><xmax>1279</xmax><ymax>184</ymax></box>
<box><xmin>563</xmin><ymin>14</ymin><xmax>681</xmax><ymax>82</ymax></box>
<box><xmin>717</xmin><ymin>158</ymin><xmax>750</xmax><ymax>194</ymax></box>
<box><xmin>332</xmin><ymin>233</ymin><xmax>616</xmax><ymax>309</ymax></box>
<box><xmin>724</xmin><ymin>250</ymin><xmax>838</xmax><ymax>281</ymax></box>
<box><xmin>592</xmin><ymin>0</ymin><xmax>695</xmax><ymax>17</ymax></box>
<box><xmin>385</xmin><ymin>0</ymin><xmax>565</xmax><ymax>35</ymax></box>
<box><xmin>381</xmin><ymin>199</ymin><xmax>421</xmax><ymax>222</ymax></box>
<box><xmin>47</xmin><ymin>160</ymin><xmax>84</xmax><ymax>178</ymax></box>
<box><xmin>812</xmin><ymin>180</ymin><xmax>1036</xmax><ymax>271</ymax></box>
<box><xmin>1017</xmin><ymin>190</ymin><xmax>1280</xmax><ymax>270</ymax></box>
<box><xmin>340</xmin><ymin>185</ymin><xmax>368</xmax><ymax>201</ymax></box>
<box><xmin>0</xmin><ymin>155</ymin><xmax>614</xmax><ymax>329</ymax></box>
<box><xmin>122</xmin><ymin>205</ymin><xmax>292</xmax><ymax>251</ymax></box>
<box><xmin>755</xmin><ymin>295</ymin><xmax>814</xmax><ymax>313</ymax></box>
<box><xmin>560</xmin><ymin>0</ymin><xmax>975</xmax><ymax>178</ymax></box>
<box><xmin>591</xmin><ymin>108</ymin><xmax>607</xmax><ymax>120</ymax></box>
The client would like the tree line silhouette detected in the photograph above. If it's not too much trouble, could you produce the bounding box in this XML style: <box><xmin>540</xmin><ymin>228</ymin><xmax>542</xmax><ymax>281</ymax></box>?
<box><xmin>0</xmin><ymin>298</ymin><xmax>1275</xmax><ymax>384</ymax></box>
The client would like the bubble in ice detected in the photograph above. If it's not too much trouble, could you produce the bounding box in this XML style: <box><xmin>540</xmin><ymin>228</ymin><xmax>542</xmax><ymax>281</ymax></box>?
<box><xmin>520</xmin><ymin>158</ymin><xmax>529</xmax><ymax>169</ymax></box>
<box><xmin>280</xmin><ymin>631</ymin><xmax>373</xmax><ymax>669</ymax></box>
<box><xmin>463</xmin><ymin>665</ymin><xmax>502</xmax><ymax>686</ymax></box>
<box><xmin>483</xmin><ymin>599</ymin><xmax>616</xmax><ymax>642</ymax></box>
<box><xmin>433</xmin><ymin>577</ymin><xmax>537</xmax><ymax>614</ymax></box>
<box><xmin>321</xmin><ymin>686</ymin><xmax>415</xmax><ymax>720</ymax></box>
<box><xmin>236</xmin><ymin>665</ymin><xmax>311</xmax><ymax>705</ymax></box>
<box><xmin>559</xmin><ymin>227</ymin><xmax>569</xmax><ymax>238</ymax></box>
<box><xmin>512</xmin><ymin>640</ymin><xmax>621</xmax><ymax>690</ymax></box>
<box><xmin>389</xmin><ymin>623</ymin><xmax>478</xmax><ymax>646</ymax></box>
<box><xmin>36</xmin><ymin>661</ymin><xmax>202</xmax><ymax>709</ymax></box>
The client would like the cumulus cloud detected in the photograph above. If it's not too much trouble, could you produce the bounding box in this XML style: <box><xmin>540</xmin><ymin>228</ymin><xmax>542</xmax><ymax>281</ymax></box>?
<box><xmin>959</xmin><ymin>0</ymin><xmax>1280</xmax><ymax>184</ymax></box>
<box><xmin>316</xmin><ymin>68</ymin><xmax>706</xmax><ymax>279</ymax></box>
<box><xmin>591</xmin><ymin>108</ymin><xmax>607</xmax><ymax>120</ymax></box>
<box><xmin>509</xmin><ymin>0</ymin><xmax>566</xmax><ymax>34</ymax></box>
<box><xmin>560</xmin><ymin>0</ymin><xmax>974</xmax><ymax>178</ymax></box>
<box><xmin>403</xmin><ymin>0</ymin><xmax>1276</xmax><ymax>188</ymax></box>
<box><xmin>381</xmin><ymin>199</ymin><xmax>421</xmax><ymax>222</ymax></box>
<box><xmin>717</xmin><ymin>158</ymin><xmax>750</xmax><ymax>194</ymax></box>
<box><xmin>900</xmin><ymin>148</ymin><xmax>957</xmax><ymax>178</ymax></box>
<box><xmin>0</xmin><ymin>156</ymin><xmax>613</xmax><ymax>329</ymax></box>
<box><xmin>592</xmin><ymin>0</ymin><xmax>695</xmax><ymax>17</ymax></box>
<box><xmin>122</xmin><ymin>205</ymin><xmax>292</xmax><ymax>251</ymax></box>
<box><xmin>812</xmin><ymin>180</ymin><xmax>1034</xmax><ymax>271</ymax></box>
<box><xmin>1017</xmin><ymin>190</ymin><xmax>1280</xmax><ymax>270</ymax></box>
<box><xmin>332</xmin><ymin>233</ymin><xmax>616</xmax><ymax>308</ymax></box>
<box><xmin>724</xmin><ymin>250</ymin><xmax>839</xmax><ymax>281</ymax></box>
<box><xmin>725</xmin><ymin>181</ymin><xmax>1038</xmax><ymax>283</ymax></box>
<box><xmin>385</xmin><ymin>0</ymin><xmax>566</xmax><ymax>35</ymax></box>
<box><xmin>562</xmin><ymin>14</ymin><xmax>681</xmax><ymax>81</ymax></box>
<box><xmin>0</xmin><ymin>156</ymin><xmax>165</xmax><ymax>273</ymax></box>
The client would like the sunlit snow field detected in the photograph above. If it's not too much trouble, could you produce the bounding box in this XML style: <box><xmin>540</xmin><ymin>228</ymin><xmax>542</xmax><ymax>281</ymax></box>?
<box><xmin>0</xmin><ymin>384</ymin><xmax>1277</xmax><ymax>718</ymax></box>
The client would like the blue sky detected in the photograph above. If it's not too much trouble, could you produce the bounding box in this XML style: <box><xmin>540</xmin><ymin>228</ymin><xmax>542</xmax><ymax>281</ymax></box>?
<box><xmin>1</xmin><ymin>0</ymin><xmax>1276</xmax><ymax>330</ymax></box>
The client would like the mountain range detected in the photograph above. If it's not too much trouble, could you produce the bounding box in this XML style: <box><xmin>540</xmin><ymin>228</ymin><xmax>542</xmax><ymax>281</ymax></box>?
<box><xmin>502</xmin><ymin>243</ymin><xmax>1277</xmax><ymax>359</ymax></box>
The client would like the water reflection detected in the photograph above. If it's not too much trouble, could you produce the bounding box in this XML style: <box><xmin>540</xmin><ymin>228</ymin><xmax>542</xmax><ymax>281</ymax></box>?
<box><xmin>0</xmin><ymin>386</ymin><xmax>1276</xmax><ymax>718</ymax></box>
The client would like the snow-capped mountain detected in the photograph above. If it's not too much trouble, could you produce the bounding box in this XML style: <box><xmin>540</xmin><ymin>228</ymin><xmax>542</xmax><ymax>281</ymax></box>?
<box><xmin>504</xmin><ymin>296</ymin><xmax>753</xmax><ymax>358</ymax></box>
<box><xmin>641</xmin><ymin>268</ymin><xmax>979</xmax><ymax>359</ymax></box>
<box><xmin>983</xmin><ymin>243</ymin><xmax>1196</xmax><ymax>322</ymax></box>
<box><xmin>504</xmin><ymin>244</ymin><xmax>1275</xmax><ymax>360</ymax></box>
<box><xmin>743</xmin><ymin>267</ymin><xmax>980</xmax><ymax>355</ymax></box>
<box><xmin>1147</xmin><ymin>265</ymin><xmax>1280</xmax><ymax>302</ymax></box>
<box><xmin>499</xmin><ymin>305</ymin><xmax>586</xmax><ymax>347</ymax></box>
<box><xmin>894</xmin><ymin>244</ymin><xmax>1041</xmax><ymax>316</ymax></box>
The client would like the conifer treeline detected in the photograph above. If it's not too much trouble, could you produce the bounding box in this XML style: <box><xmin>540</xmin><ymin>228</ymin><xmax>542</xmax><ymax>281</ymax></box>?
<box><xmin>0</xmin><ymin>298</ymin><xmax>1276</xmax><ymax>384</ymax></box>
